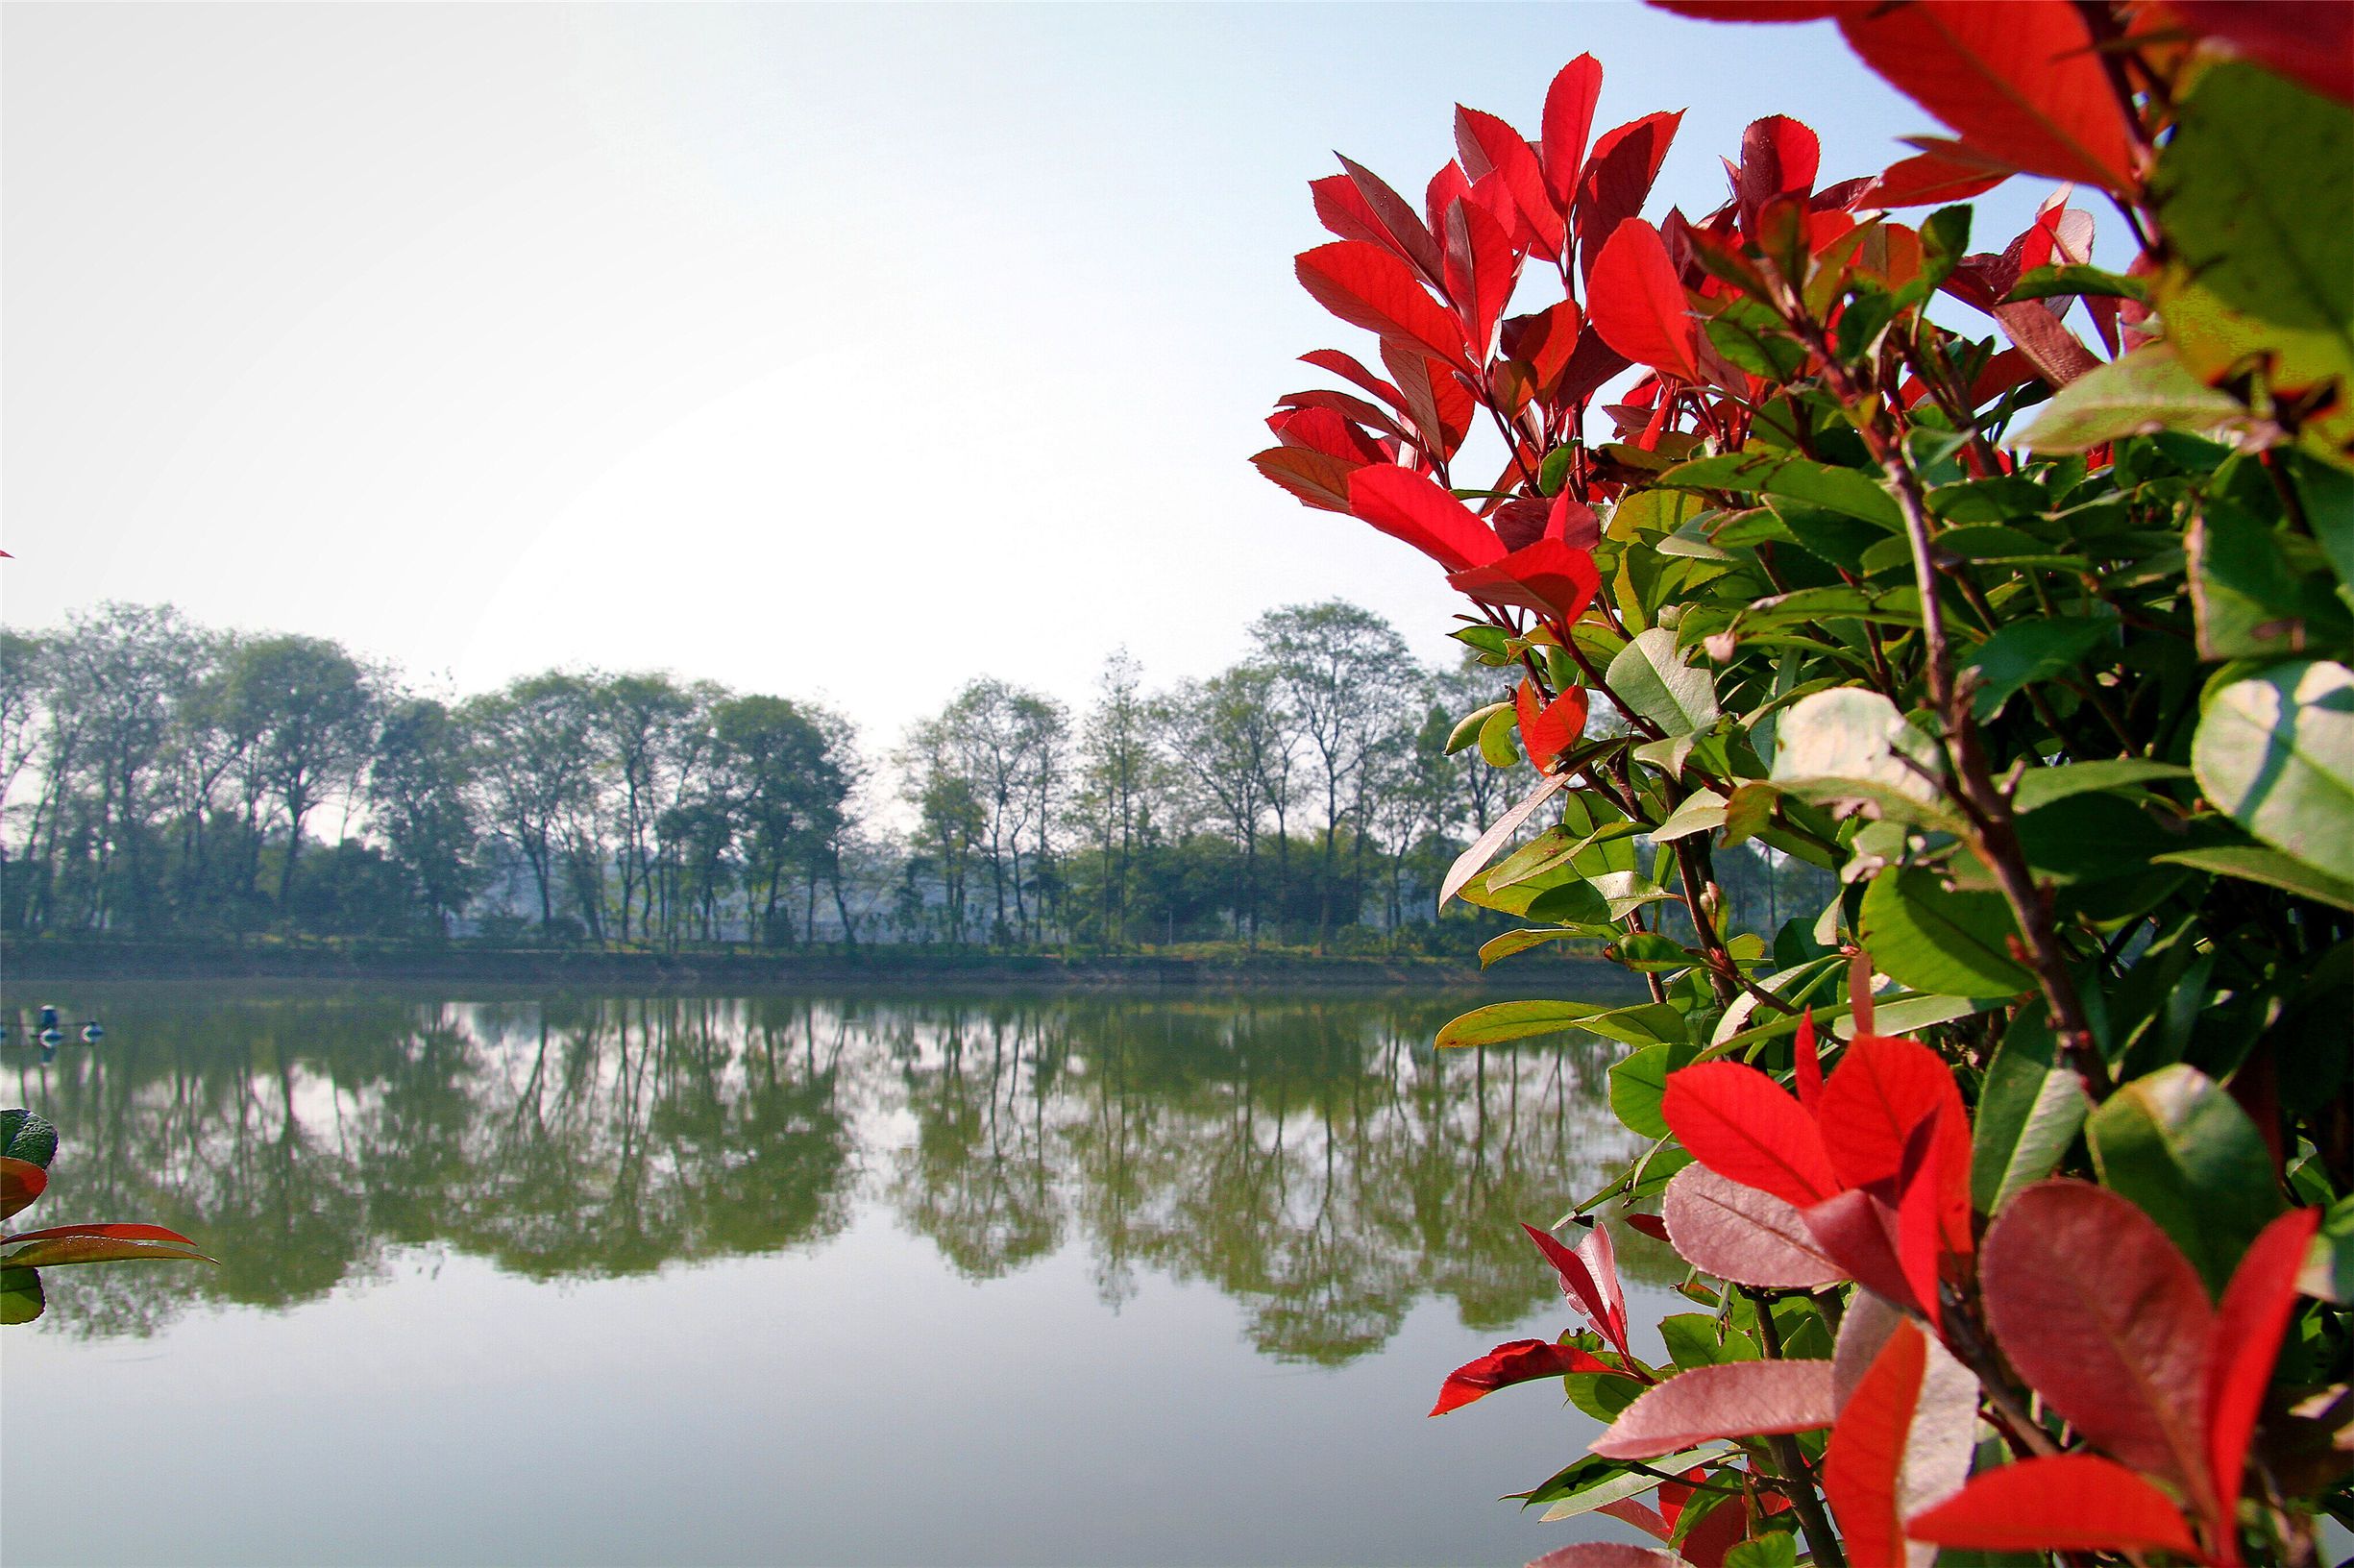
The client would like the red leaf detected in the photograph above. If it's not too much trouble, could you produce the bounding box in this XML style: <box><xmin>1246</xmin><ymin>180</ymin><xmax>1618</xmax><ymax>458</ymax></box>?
<box><xmin>1430</xmin><ymin>1336</ymin><xmax>1616</xmax><ymax>1415</ymax></box>
<box><xmin>1447</xmin><ymin>537</ymin><xmax>1600</xmax><ymax>626</ymax></box>
<box><xmin>1892</xmin><ymin>1113</ymin><xmax>1949</xmax><ymax>1331</ymax></box>
<box><xmin>1836</xmin><ymin>1</ymin><xmax>2139</xmax><ymax>193</ymax></box>
<box><xmin>1</xmin><ymin>1221</ymin><xmax>199</xmax><ymax>1247</ymax></box>
<box><xmin>1593</xmin><ymin>1497</ymin><xmax>1672</xmax><ymax>1540</ymax></box>
<box><xmin>2205</xmin><ymin>1205</ymin><xmax>2324</xmax><ymax>1549</ymax></box>
<box><xmin>1802</xmin><ymin>1188</ymin><xmax>1925</xmax><ymax>1316</ymax></box>
<box><xmin>1793</xmin><ymin>1011</ymin><xmax>1824</xmax><ymax>1110</ymax></box>
<box><xmin>1458</xmin><ymin>105</ymin><xmax>1564</xmax><ymax>257</ymax></box>
<box><xmin>1575</xmin><ymin>111</ymin><xmax>1683</xmax><ymax>282</ymax></box>
<box><xmin>1334</xmin><ymin>155</ymin><xmax>1446</xmax><ymax>286</ymax></box>
<box><xmin>1661</xmin><ymin>1061</ymin><xmax>1842</xmax><ymax>1209</ymax></box>
<box><xmin>1540</xmin><ymin>55</ymin><xmax>1604</xmax><ymax>212</ymax></box>
<box><xmin>1513</xmin><ymin>680</ymin><xmax>1589</xmax><ymax>775</ymax></box>
<box><xmin>1273</xmin><ymin>389</ymin><xmax>1413</xmax><ymax>451</ymax></box>
<box><xmin>1346</xmin><ymin>466</ymin><xmax>1502</xmax><ymax>573</ymax></box>
<box><xmin>1252</xmin><ymin>446</ymin><xmax>1361</xmax><ymax>513</ymax></box>
<box><xmin>2170</xmin><ymin>1</ymin><xmax>2354</xmax><ymax>107</ymax></box>
<box><xmin>1624</xmin><ymin>1213</ymin><xmax>1670</xmax><ymax>1244</ymax></box>
<box><xmin>1662</xmin><ymin>1164</ymin><xmax>1846</xmax><ymax>1288</ymax></box>
<box><xmin>0</xmin><ymin>1157</ymin><xmax>45</xmax><ymax>1223</ymax></box>
<box><xmin>1648</xmin><ymin>1</ymin><xmax>1848</xmax><ymax>16</ymax></box>
<box><xmin>1549</xmin><ymin>491</ymin><xmax>1600</xmax><ymax>550</ymax></box>
<box><xmin>1587</xmin><ymin>219</ymin><xmax>1703</xmax><ymax>383</ymax></box>
<box><xmin>1380</xmin><ymin>343</ymin><xmax>1475</xmax><ymax>458</ymax></box>
<box><xmin>1678</xmin><ymin>1494</ymin><xmax>1750</xmax><ymax>1568</ymax></box>
<box><xmin>1295</xmin><ymin>242</ymin><xmax>1470</xmax><ymax>372</ymax></box>
<box><xmin>1269</xmin><ymin>405</ymin><xmax>1389</xmax><ymax>467</ymax></box>
<box><xmin>1824</xmin><ymin>1318</ymin><xmax>1926</xmax><ymax>1568</ymax></box>
<box><xmin>1441</xmin><ymin>196</ymin><xmax>1522</xmax><ymax>359</ymax></box>
<box><xmin>1980</xmin><ymin>1181</ymin><xmax>2216</xmax><ymax>1505</ymax></box>
<box><xmin>1590</xmin><ymin>1360</ymin><xmax>1836</xmax><ymax>1459</ymax></box>
<box><xmin>1423</xmin><ymin>161</ymin><xmax>1474</xmax><ymax>253</ymax></box>
<box><xmin>1735</xmin><ymin>115</ymin><xmax>1820</xmax><ymax>235</ymax></box>
<box><xmin>1521</xmin><ymin>1219</ymin><xmax>1627</xmax><ymax>1353</ymax></box>
<box><xmin>1501</xmin><ymin>301</ymin><xmax>1583</xmax><ymax>398</ymax></box>
<box><xmin>1992</xmin><ymin>299</ymin><xmax>2102</xmax><ymax>386</ymax></box>
<box><xmin>1816</xmin><ymin>1033</ymin><xmax>1971</xmax><ymax>1256</ymax></box>
<box><xmin>1299</xmin><ymin>349</ymin><xmax>1405</xmax><ymax>411</ymax></box>
<box><xmin>1526</xmin><ymin>1548</ymin><xmax>1688</xmax><ymax>1568</ymax></box>
<box><xmin>1</xmin><ymin>1234</ymin><xmax>214</xmax><ymax>1268</ymax></box>
<box><xmin>1861</xmin><ymin>147</ymin><xmax>2010</xmax><ymax>208</ymax></box>
<box><xmin>1904</xmin><ymin>1454</ymin><xmax>2204</xmax><ymax>1558</ymax></box>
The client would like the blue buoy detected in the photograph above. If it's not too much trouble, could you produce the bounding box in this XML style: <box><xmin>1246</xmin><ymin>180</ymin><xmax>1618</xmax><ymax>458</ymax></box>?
<box><xmin>37</xmin><ymin>1004</ymin><xmax>59</xmax><ymax>1031</ymax></box>
<box><xmin>38</xmin><ymin>1027</ymin><xmax>62</xmax><ymax>1047</ymax></box>
<box><xmin>80</xmin><ymin>1021</ymin><xmax>104</xmax><ymax>1043</ymax></box>
<box><xmin>38</xmin><ymin>1042</ymin><xmax>57</xmax><ymax>1065</ymax></box>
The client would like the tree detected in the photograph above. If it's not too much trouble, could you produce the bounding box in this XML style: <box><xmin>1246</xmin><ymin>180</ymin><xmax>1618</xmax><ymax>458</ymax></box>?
<box><xmin>1252</xmin><ymin>602</ymin><xmax>1411</xmax><ymax>948</ymax></box>
<box><xmin>587</xmin><ymin>673</ymin><xmax>696</xmax><ymax>943</ymax></box>
<box><xmin>369</xmin><ymin>697</ymin><xmax>482</xmax><ymax>935</ymax></box>
<box><xmin>1076</xmin><ymin>651</ymin><xmax>1161</xmax><ymax>946</ymax></box>
<box><xmin>1155</xmin><ymin>666</ymin><xmax>1282</xmax><ymax>944</ymax></box>
<box><xmin>224</xmin><ymin>634</ymin><xmax>376</xmax><ymax>911</ymax></box>
<box><xmin>462</xmin><ymin>674</ymin><xmax>593</xmax><ymax>930</ymax></box>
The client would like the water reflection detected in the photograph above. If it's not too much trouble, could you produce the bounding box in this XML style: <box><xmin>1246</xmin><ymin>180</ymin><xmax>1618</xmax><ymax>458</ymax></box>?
<box><xmin>7</xmin><ymin>992</ymin><xmax>1638</xmax><ymax>1361</ymax></box>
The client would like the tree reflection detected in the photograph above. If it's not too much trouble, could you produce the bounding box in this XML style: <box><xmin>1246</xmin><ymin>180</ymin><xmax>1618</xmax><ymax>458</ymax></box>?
<box><xmin>6</xmin><ymin>991</ymin><xmax>1637</xmax><ymax>1360</ymax></box>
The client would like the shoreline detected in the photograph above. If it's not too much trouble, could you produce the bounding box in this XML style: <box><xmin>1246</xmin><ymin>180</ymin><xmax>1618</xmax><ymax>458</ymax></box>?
<box><xmin>0</xmin><ymin>938</ymin><xmax>1631</xmax><ymax>995</ymax></box>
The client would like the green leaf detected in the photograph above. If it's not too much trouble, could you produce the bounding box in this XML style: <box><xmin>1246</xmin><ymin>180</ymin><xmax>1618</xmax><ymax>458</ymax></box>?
<box><xmin>1971</xmin><ymin>1009</ymin><xmax>2090</xmax><ymax>1214</ymax></box>
<box><xmin>2087</xmin><ymin>1064</ymin><xmax>2286</xmax><ymax>1297</ymax></box>
<box><xmin>2155</xmin><ymin>62</ymin><xmax>2354</xmax><ymax>463</ymax></box>
<box><xmin>2157</xmin><ymin>62</ymin><xmax>2352</xmax><ymax>344</ymax></box>
<box><xmin>1537</xmin><ymin>444</ymin><xmax>1576</xmax><ymax>497</ymax></box>
<box><xmin>1960</xmin><ymin>616</ymin><xmax>2115</xmax><ymax>723</ymax></box>
<box><xmin>2188</xmin><ymin>501</ymin><xmax>2354</xmax><ymax>660</ymax></box>
<box><xmin>0</xmin><ymin>1267</ymin><xmax>42</xmax><ymax>1326</ymax></box>
<box><xmin>1523</xmin><ymin>1444</ymin><xmax>1737</xmax><ymax>1520</ymax></box>
<box><xmin>1477</xmin><ymin>927</ymin><xmax>1602</xmax><ymax>968</ymax></box>
<box><xmin>1725</xmin><ymin>1535</ymin><xmax>1801</xmax><ymax>1568</ymax></box>
<box><xmin>2011</xmin><ymin>759</ymin><xmax>2194</xmax><ymax>814</ymax></box>
<box><xmin>1658</xmin><ymin>449</ymin><xmax>1902</xmax><ymax>529</ymax></box>
<box><xmin>1563</xmin><ymin>1367</ymin><xmax>1648</xmax><ymax>1423</ymax></box>
<box><xmin>1445</xmin><ymin>701</ymin><xmax>1508</xmax><ymax>756</ymax></box>
<box><xmin>1652</xmin><ymin>788</ymin><xmax>1729</xmax><ymax>843</ymax></box>
<box><xmin>2014</xmin><ymin>793</ymin><xmax>2182</xmax><ymax>885</ymax></box>
<box><xmin>2014</xmin><ymin>344</ymin><xmax>2247</xmax><ymax>452</ymax></box>
<box><xmin>2192</xmin><ymin>659</ymin><xmax>2354</xmax><ymax>879</ymax></box>
<box><xmin>1858</xmin><ymin>867</ymin><xmax>2033</xmax><ymax>997</ymax></box>
<box><xmin>2299</xmin><ymin>1194</ymin><xmax>2354</xmax><ymax>1305</ymax></box>
<box><xmin>1834</xmin><ymin>990</ymin><xmax>1994</xmax><ymax>1040</ymax></box>
<box><xmin>1660</xmin><ymin>1311</ymin><xmax>1758</xmax><ymax>1368</ymax></box>
<box><xmin>1610</xmin><ymin>1040</ymin><xmax>1695</xmax><ymax>1139</ymax></box>
<box><xmin>2152</xmin><ymin>844</ymin><xmax>2354</xmax><ymax>911</ymax></box>
<box><xmin>1435</xmin><ymin>998</ymin><xmax>1685</xmax><ymax>1050</ymax></box>
<box><xmin>1605</xmin><ymin>932</ymin><xmax>1697</xmax><ymax>972</ymax></box>
<box><xmin>2004</xmin><ymin>263</ymin><xmax>2150</xmax><ymax>305</ymax></box>
<box><xmin>1768</xmin><ymin>687</ymin><xmax>1956</xmax><ymax>829</ymax></box>
<box><xmin>1476</xmin><ymin>704</ymin><xmax>1521</xmax><ymax>768</ymax></box>
<box><xmin>0</xmin><ymin>1111</ymin><xmax>58</xmax><ymax>1170</ymax></box>
<box><xmin>1609</xmin><ymin>487</ymin><xmax>1704</xmax><ymax>541</ymax></box>
<box><xmin>1606</xmin><ymin>627</ymin><xmax>1721</xmax><ymax>736</ymax></box>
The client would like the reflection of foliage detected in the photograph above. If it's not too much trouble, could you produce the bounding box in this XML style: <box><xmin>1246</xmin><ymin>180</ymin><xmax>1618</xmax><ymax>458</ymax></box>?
<box><xmin>8</xmin><ymin>991</ymin><xmax>1637</xmax><ymax>1360</ymax></box>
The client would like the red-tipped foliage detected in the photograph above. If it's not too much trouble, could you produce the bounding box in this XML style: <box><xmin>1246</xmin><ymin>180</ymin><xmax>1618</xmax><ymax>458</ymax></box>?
<box><xmin>1430</xmin><ymin>1337</ymin><xmax>1615</xmax><ymax>1415</ymax></box>
<box><xmin>1295</xmin><ymin>242</ymin><xmax>1470</xmax><ymax>372</ymax></box>
<box><xmin>1662</xmin><ymin>1061</ymin><xmax>1842</xmax><ymax>1209</ymax></box>
<box><xmin>1587</xmin><ymin>218</ymin><xmax>1702</xmax><ymax>382</ymax></box>
<box><xmin>1905</xmin><ymin>1454</ymin><xmax>2205</xmax><ymax>1558</ymax></box>
<box><xmin>1344</xmin><ymin>466</ymin><xmax>1503</xmax><ymax>573</ymax></box>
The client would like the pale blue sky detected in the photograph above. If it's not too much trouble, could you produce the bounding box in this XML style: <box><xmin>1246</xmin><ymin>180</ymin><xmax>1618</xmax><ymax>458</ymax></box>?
<box><xmin>2</xmin><ymin>2</ymin><xmax>2058</xmax><ymax>744</ymax></box>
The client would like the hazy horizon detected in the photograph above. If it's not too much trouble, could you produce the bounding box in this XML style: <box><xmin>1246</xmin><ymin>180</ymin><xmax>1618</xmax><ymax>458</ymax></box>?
<box><xmin>2</xmin><ymin>2</ymin><xmax>2054</xmax><ymax>749</ymax></box>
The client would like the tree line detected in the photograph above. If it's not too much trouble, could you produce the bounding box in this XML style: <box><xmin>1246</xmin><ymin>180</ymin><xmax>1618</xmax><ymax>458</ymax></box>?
<box><xmin>0</xmin><ymin>600</ymin><xmax>1821</xmax><ymax>951</ymax></box>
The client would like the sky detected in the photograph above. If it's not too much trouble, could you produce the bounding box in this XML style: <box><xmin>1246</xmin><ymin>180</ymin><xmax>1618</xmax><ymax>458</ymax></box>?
<box><xmin>1</xmin><ymin>2</ymin><xmax>2056</xmax><ymax>750</ymax></box>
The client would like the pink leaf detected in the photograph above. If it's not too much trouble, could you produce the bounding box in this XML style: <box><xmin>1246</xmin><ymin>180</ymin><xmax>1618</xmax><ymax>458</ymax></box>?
<box><xmin>1980</xmin><ymin>1181</ymin><xmax>2216</xmax><ymax>1507</ymax></box>
<box><xmin>1590</xmin><ymin>1360</ymin><xmax>1836</xmax><ymax>1459</ymax></box>
<box><xmin>1662</xmin><ymin>1164</ymin><xmax>1846</xmax><ymax>1287</ymax></box>
<box><xmin>1526</xmin><ymin>1548</ymin><xmax>1690</xmax><ymax>1568</ymax></box>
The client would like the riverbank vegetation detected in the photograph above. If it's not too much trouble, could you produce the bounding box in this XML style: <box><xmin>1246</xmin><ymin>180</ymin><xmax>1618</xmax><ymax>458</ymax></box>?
<box><xmin>0</xmin><ymin>602</ymin><xmax>1826</xmax><ymax>955</ymax></box>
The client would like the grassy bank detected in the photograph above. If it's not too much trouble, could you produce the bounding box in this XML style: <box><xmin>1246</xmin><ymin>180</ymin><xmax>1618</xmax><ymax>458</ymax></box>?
<box><xmin>0</xmin><ymin>935</ymin><xmax>1632</xmax><ymax>993</ymax></box>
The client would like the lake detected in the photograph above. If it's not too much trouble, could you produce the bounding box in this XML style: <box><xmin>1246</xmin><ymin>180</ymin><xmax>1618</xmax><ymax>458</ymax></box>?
<box><xmin>1</xmin><ymin>987</ymin><xmax>1674</xmax><ymax>1567</ymax></box>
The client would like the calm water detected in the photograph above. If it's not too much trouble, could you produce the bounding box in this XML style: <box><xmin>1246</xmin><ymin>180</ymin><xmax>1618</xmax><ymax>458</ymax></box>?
<box><xmin>0</xmin><ymin>987</ymin><xmax>1672</xmax><ymax>1567</ymax></box>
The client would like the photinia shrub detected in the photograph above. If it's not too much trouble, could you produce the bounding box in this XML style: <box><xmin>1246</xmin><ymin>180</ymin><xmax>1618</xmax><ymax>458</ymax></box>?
<box><xmin>0</xmin><ymin>1109</ymin><xmax>212</xmax><ymax>1324</ymax></box>
<box><xmin>1257</xmin><ymin>4</ymin><xmax>2351</xmax><ymax>1562</ymax></box>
